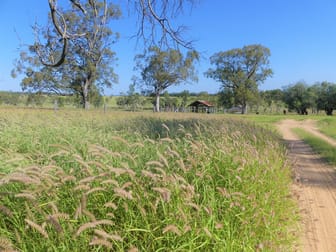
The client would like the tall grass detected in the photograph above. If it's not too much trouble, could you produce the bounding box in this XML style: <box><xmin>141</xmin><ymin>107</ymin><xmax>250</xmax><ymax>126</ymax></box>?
<box><xmin>0</xmin><ymin>109</ymin><xmax>298</xmax><ymax>251</ymax></box>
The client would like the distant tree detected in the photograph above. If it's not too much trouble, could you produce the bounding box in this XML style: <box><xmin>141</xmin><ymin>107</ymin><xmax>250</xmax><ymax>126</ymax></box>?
<box><xmin>135</xmin><ymin>46</ymin><xmax>199</xmax><ymax>112</ymax></box>
<box><xmin>218</xmin><ymin>87</ymin><xmax>235</xmax><ymax>109</ymax></box>
<box><xmin>205</xmin><ymin>44</ymin><xmax>273</xmax><ymax>114</ymax></box>
<box><xmin>116</xmin><ymin>84</ymin><xmax>145</xmax><ymax>111</ymax></box>
<box><xmin>314</xmin><ymin>81</ymin><xmax>336</xmax><ymax>115</ymax></box>
<box><xmin>56</xmin><ymin>96</ymin><xmax>65</xmax><ymax>108</ymax></box>
<box><xmin>161</xmin><ymin>91</ymin><xmax>179</xmax><ymax>111</ymax></box>
<box><xmin>283</xmin><ymin>82</ymin><xmax>315</xmax><ymax>115</ymax></box>
<box><xmin>180</xmin><ymin>90</ymin><xmax>190</xmax><ymax>109</ymax></box>
<box><xmin>197</xmin><ymin>91</ymin><xmax>210</xmax><ymax>101</ymax></box>
<box><xmin>126</xmin><ymin>83</ymin><xmax>145</xmax><ymax>111</ymax></box>
<box><xmin>259</xmin><ymin>89</ymin><xmax>285</xmax><ymax>113</ymax></box>
<box><xmin>89</xmin><ymin>85</ymin><xmax>104</xmax><ymax>108</ymax></box>
<box><xmin>26</xmin><ymin>93</ymin><xmax>46</xmax><ymax>107</ymax></box>
<box><xmin>116</xmin><ymin>95</ymin><xmax>128</xmax><ymax>108</ymax></box>
<box><xmin>0</xmin><ymin>92</ymin><xmax>21</xmax><ymax>106</ymax></box>
<box><xmin>12</xmin><ymin>1</ymin><xmax>120</xmax><ymax>109</ymax></box>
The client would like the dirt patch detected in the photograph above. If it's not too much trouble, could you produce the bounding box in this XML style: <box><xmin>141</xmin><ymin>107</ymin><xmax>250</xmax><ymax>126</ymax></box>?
<box><xmin>277</xmin><ymin>119</ymin><xmax>336</xmax><ymax>251</ymax></box>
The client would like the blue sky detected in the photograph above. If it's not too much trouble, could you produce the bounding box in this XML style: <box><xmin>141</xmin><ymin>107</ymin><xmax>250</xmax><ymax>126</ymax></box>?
<box><xmin>1</xmin><ymin>0</ymin><xmax>336</xmax><ymax>95</ymax></box>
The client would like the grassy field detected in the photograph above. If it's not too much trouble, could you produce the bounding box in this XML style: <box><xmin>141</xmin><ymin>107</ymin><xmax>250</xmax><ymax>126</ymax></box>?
<box><xmin>0</xmin><ymin>109</ymin><xmax>298</xmax><ymax>251</ymax></box>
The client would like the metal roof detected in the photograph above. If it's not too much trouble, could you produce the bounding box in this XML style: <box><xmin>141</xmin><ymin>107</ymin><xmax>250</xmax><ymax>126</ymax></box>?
<box><xmin>188</xmin><ymin>100</ymin><xmax>214</xmax><ymax>107</ymax></box>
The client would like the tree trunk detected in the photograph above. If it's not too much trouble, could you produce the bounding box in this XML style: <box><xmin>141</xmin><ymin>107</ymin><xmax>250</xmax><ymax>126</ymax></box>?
<box><xmin>241</xmin><ymin>102</ymin><xmax>247</xmax><ymax>114</ymax></box>
<box><xmin>155</xmin><ymin>93</ymin><xmax>160</xmax><ymax>112</ymax></box>
<box><xmin>82</xmin><ymin>78</ymin><xmax>91</xmax><ymax>110</ymax></box>
<box><xmin>326</xmin><ymin>107</ymin><xmax>333</xmax><ymax>116</ymax></box>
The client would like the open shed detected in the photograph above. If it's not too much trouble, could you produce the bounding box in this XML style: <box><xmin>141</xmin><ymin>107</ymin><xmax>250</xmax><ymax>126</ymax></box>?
<box><xmin>188</xmin><ymin>100</ymin><xmax>215</xmax><ymax>113</ymax></box>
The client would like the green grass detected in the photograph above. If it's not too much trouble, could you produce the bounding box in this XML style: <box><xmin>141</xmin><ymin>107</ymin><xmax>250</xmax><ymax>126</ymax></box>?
<box><xmin>316</xmin><ymin>117</ymin><xmax>336</xmax><ymax>140</ymax></box>
<box><xmin>293</xmin><ymin>128</ymin><xmax>336</xmax><ymax>165</ymax></box>
<box><xmin>0</xmin><ymin>109</ymin><xmax>298</xmax><ymax>251</ymax></box>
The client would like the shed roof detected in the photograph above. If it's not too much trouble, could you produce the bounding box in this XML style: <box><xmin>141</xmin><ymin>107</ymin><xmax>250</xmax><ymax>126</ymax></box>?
<box><xmin>188</xmin><ymin>100</ymin><xmax>214</xmax><ymax>107</ymax></box>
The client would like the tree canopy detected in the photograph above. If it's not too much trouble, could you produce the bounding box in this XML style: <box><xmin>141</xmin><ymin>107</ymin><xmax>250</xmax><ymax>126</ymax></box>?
<box><xmin>205</xmin><ymin>44</ymin><xmax>273</xmax><ymax>114</ymax></box>
<box><xmin>135</xmin><ymin>46</ymin><xmax>199</xmax><ymax>112</ymax></box>
<box><xmin>312</xmin><ymin>81</ymin><xmax>336</xmax><ymax>115</ymax></box>
<box><xmin>40</xmin><ymin>0</ymin><xmax>196</xmax><ymax>67</ymax></box>
<box><xmin>283</xmin><ymin>82</ymin><xmax>316</xmax><ymax>115</ymax></box>
<box><xmin>13</xmin><ymin>0</ymin><xmax>120</xmax><ymax>109</ymax></box>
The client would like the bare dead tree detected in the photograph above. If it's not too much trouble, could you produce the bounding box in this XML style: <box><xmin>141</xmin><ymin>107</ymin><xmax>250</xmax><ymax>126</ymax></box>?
<box><xmin>38</xmin><ymin>0</ymin><xmax>196</xmax><ymax>67</ymax></box>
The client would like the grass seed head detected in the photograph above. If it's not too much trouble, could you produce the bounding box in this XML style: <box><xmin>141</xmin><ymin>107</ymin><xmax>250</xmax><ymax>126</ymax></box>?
<box><xmin>82</xmin><ymin>209</ymin><xmax>96</xmax><ymax>222</ymax></box>
<box><xmin>128</xmin><ymin>247</ymin><xmax>139</xmax><ymax>252</ymax></box>
<box><xmin>89</xmin><ymin>238</ymin><xmax>113</xmax><ymax>249</ymax></box>
<box><xmin>114</xmin><ymin>188</ymin><xmax>133</xmax><ymax>200</ymax></box>
<box><xmin>15</xmin><ymin>193</ymin><xmax>36</xmax><ymax>201</ymax></box>
<box><xmin>25</xmin><ymin>219</ymin><xmax>48</xmax><ymax>239</ymax></box>
<box><xmin>101</xmin><ymin>179</ymin><xmax>119</xmax><ymax>187</ymax></box>
<box><xmin>215</xmin><ymin>223</ymin><xmax>223</xmax><ymax>229</ymax></box>
<box><xmin>152</xmin><ymin>187</ymin><xmax>171</xmax><ymax>202</ymax></box>
<box><xmin>74</xmin><ymin>184</ymin><xmax>91</xmax><ymax>191</ymax></box>
<box><xmin>0</xmin><ymin>236</ymin><xmax>15</xmax><ymax>251</ymax></box>
<box><xmin>111</xmin><ymin>136</ymin><xmax>130</xmax><ymax>146</ymax></box>
<box><xmin>104</xmin><ymin>202</ymin><xmax>118</xmax><ymax>210</ymax></box>
<box><xmin>8</xmin><ymin>173</ymin><xmax>41</xmax><ymax>185</ymax></box>
<box><xmin>85</xmin><ymin>187</ymin><xmax>107</xmax><ymax>196</ymax></box>
<box><xmin>76</xmin><ymin>220</ymin><xmax>115</xmax><ymax>237</ymax></box>
<box><xmin>0</xmin><ymin>205</ymin><xmax>13</xmax><ymax>218</ymax></box>
<box><xmin>203</xmin><ymin>227</ymin><xmax>212</xmax><ymax>238</ymax></box>
<box><xmin>121</xmin><ymin>182</ymin><xmax>133</xmax><ymax>189</ymax></box>
<box><xmin>78</xmin><ymin>176</ymin><xmax>97</xmax><ymax>185</ymax></box>
<box><xmin>145</xmin><ymin>161</ymin><xmax>164</xmax><ymax>168</ymax></box>
<box><xmin>94</xmin><ymin>229</ymin><xmax>123</xmax><ymax>241</ymax></box>
<box><xmin>62</xmin><ymin>175</ymin><xmax>76</xmax><ymax>183</ymax></box>
<box><xmin>157</xmin><ymin>151</ymin><xmax>169</xmax><ymax>168</ymax></box>
<box><xmin>185</xmin><ymin>202</ymin><xmax>201</xmax><ymax>212</ymax></box>
<box><xmin>47</xmin><ymin>215</ymin><xmax>63</xmax><ymax>234</ymax></box>
<box><xmin>162</xmin><ymin>224</ymin><xmax>181</xmax><ymax>236</ymax></box>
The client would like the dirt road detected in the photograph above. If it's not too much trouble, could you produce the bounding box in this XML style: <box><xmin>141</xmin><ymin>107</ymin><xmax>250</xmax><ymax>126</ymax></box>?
<box><xmin>277</xmin><ymin>119</ymin><xmax>336</xmax><ymax>252</ymax></box>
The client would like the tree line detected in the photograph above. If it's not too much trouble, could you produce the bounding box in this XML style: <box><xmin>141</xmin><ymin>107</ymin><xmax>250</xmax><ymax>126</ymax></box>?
<box><xmin>9</xmin><ymin>1</ymin><xmax>336</xmax><ymax>115</ymax></box>
<box><xmin>2</xmin><ymin>81</ymin><xmax>335</xmax><ymax>116</ymax></box>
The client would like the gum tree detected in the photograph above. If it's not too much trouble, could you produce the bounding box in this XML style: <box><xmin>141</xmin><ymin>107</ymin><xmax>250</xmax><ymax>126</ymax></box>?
<box><xmin>205</xmin><ymin>44</ymin><xmax>273</xmax><ymax>114</ymax></box>
<box><xmin>283</xmin><ymin>82</ymin><xmax>315</xmax><ymax>115</ymax></box>
<box><xmin>13</xmin><ymin>1</ymin><xmax>120</xmax><ymax>109</ymax></box>
<box><xmin>135</xmin><ymin>46</ymin><xmax>199</xmax><ymax>112</ymax></box>
<box><xmin>37</xmin><ymin>0</ymin><xmax>196</xmax><ymax>67</ymax></box>
<box><xmin>313</xmin><ymin>81</ymin><xmax>336</xmax><ymax>115</ymax></box>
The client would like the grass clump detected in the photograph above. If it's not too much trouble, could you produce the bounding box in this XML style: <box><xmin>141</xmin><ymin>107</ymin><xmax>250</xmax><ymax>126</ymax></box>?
<box><xmin>0</xmin><ymin>109</ymin><xmax>298</xmax><ymax>251</ymax></box>
<box><xmin>316</xmin><ymin>117</ymin><xmax>336</xmax><ymax>140</ymax></box>
<box><xmin>293</xmin><ymin>128</ymin><xmax>336</xmax><ymax>165</ymax></box>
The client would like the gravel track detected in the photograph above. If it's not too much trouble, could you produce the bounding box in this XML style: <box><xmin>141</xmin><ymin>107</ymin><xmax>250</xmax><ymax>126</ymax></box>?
<box><xmin>277</xmin><ymin>119</ymin><xmax>336</xmax><ymax>251</ymax></box>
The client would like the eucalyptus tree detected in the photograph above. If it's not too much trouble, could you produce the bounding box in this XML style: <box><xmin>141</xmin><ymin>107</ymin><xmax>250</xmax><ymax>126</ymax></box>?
<box><xmin>39</xmin><ymin>0</ymin><xmax>196</xmax><ymax>67</ymax></box>
<box><xmin>259</xmin><ymin>89</ymin><xmax>285</xmax><ymax>113</ymax></box>
<box><xmin>205</xmin><ymin>44</ymin><xmax>273</xmax><ymax>114</ymax></box>
<box><xmin>314</xmin><ymin>81</ymin><xmax>336</xmax><ymax>115</ymax></box>
<box><xmin>283</xmin><ymin>82</ymin><xmax>315</xmax><ymax>115</ymax></box>
<box><xmin>135</xmin><ymin>46</ymin><xmax>199</xmax><ymax>112</ymax></box>
<box><xmin>13</xmin><ymin>1</ymin><xmax>120</xmax><ymax>109</ymax></box>
<box><xmin>218</xmin><ymin>87</ymin><xmax>235</xmax><ymax>109</ymax></box>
